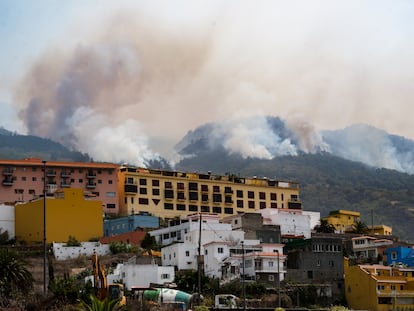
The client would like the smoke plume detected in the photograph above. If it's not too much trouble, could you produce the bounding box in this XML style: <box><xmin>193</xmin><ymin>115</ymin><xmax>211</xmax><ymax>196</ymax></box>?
<box><xmin>11</xmin><ymin>2</ymin><xmax>414</xmax><ymax>166</ymax></box>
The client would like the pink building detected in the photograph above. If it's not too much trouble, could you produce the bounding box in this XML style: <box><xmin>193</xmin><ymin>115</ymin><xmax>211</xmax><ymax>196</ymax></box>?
<box><xmin>0</xmin><ymin>158</ymin><xmax>120</xmax><ymax>215</ymax></box>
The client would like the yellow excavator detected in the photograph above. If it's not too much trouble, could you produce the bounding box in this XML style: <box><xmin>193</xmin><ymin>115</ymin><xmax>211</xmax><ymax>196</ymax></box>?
<box><xmin>92</xmin><ymin>252</ymin><xmax>126</xmax><ymax>306</ymax></box>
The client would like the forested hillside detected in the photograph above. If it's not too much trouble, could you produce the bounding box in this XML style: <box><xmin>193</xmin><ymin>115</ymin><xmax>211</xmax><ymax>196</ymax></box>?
<box><xmin>176</xmin><ymin>152</ymin><xmax>414</xmax><ymax>242</ymax></box>
<box><xmin>0</xmin><ymin>129</ymin><xmax>90</xmax><ymax>162</ymax></box>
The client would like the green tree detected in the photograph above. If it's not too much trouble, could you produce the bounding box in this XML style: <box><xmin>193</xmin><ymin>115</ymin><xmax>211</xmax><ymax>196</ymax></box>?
<box><xmin>314</xmin><ymin>219</ymin><xmax>335</xmax><ymax>233</ymax></box>
<box><xmin>0</xmin><ymin>248</ymin><xmax>34</xmax><ymax>306</ymax></box>
<box><xmin>140</xmin><ymin>232</ymin><xmax>157</xmax><ymax>251</ymax></box>
<box><xmin>351</xmin><ymin>221</ymin><xmax>369</xmax><ymax>234</ymax></box>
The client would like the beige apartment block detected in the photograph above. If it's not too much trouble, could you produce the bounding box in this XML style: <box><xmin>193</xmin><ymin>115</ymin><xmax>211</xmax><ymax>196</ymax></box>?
<box><xmin>118</xmin><ymin>166</ymin><xmax>302</xmax><ymax>219</ymax></box>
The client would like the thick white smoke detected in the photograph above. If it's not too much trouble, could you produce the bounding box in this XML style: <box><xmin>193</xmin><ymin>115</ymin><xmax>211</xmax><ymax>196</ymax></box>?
<box><xmin>10</xmin><ymin>1</ymin><xmax>414</xmax><ymax>167</ymax></box>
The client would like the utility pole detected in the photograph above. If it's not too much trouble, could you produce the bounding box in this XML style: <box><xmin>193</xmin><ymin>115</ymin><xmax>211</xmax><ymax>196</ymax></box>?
<box><xmin>276</xmin><ymin>249</ymin><xmax>281</xmax><ymax>307</ymax></box>
<box><xmin>42</xmin><ymin>160</ymin><xmax>47</xmax><ymax>296</ymax></box>
<box><xmin>197</xmin><ymin>213</ymin><xmax>202</xmax><ymax>305</ymax></box>
<box><xmin>241</xmin><ymin>241</ymin><xmax>246</xmax><ymax>311</ymax></box>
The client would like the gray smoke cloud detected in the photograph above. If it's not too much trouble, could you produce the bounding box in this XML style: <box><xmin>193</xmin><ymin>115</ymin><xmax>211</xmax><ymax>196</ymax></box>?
<box><xmin>11</xmin><ymin>1</ymin><xmax>414</xmax><ymax>166</ymax></box>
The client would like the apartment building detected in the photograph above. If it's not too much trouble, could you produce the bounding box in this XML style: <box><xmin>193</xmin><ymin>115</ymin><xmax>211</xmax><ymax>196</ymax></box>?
<box><xmin>118</xmin><ymin>166</ymin><xmax>302</xmax><ymax>219</ymax></box>
<box><xmin>344</xmin><ymin>258</ymin><xmax>414</xmax><ymax>311</ymax></box>
<box><xmin>0</xmin><ymin>158</ymin><xmax>120</xmax><ymax>215</ymax></box>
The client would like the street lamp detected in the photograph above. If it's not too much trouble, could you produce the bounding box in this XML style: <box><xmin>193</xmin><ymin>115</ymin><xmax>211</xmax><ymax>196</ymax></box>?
<box><xmin>276</xmin><ymin>249</ymin><xmax>281</xmax><ymax>308</ymax></box>
<box><xmin>241</xmin><ymin>241</ymin><xmax>246</xmax><ymax>311</ymax></box>
<box><xmin>42</xmin><ymin>160</ymin><xmax>47</xmax><ymax>296</ymax></box>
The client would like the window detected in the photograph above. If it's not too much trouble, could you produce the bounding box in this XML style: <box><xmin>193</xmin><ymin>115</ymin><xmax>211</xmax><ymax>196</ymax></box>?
<box><xmin>106</xmin><ymin>204</ymin><xmax>116</xmax><ymax>209</ymax></box>
<box><xmin>139</xmin><ymin>178</ymin><xmax>147</xmax><ymax>185</ymax></box>
<box><xmin>213</xmin><ymin>193</ymin><xmax>222</xmax><ymax>202</ymax></box>
<box><xmin>248</xmin><ymin>191</ymin><xmax>254</xmax><ymax>199</ymax></box>
<box><xmin>237</xmin><ymin>200</ymin><xmax>244</xmax><ymax>208</ymax></box>
<box><xmin>201</xmin><ymin>206</ymin><xmax>210</xmax><ymax>213</ymax></box>
<box><xmin>307</xmin><ymin>271</ymin><xmax>313</xmax><ymax>279</ymax></box>
<box><xmin>139</xmin><ymin>198</ymin><xmax>149</xmax><ymax>205</ymax></box>
<box><xmin>79</xmin><ymin>179</ymin><xmax>83</xmax><ymax>183</ymax></box>
<box><xmin>259</xmin><ymin>202</ymin><xmax>266</xmax><ymax>209</ymax></box>
<box><xmin>106</xmin><ymin>191</ymin><xmax>116</xmax><ymax>197</ymax></box>
<box><xmin>268</xmin><ymin>275</ymin><xmax>274</xmax><ymax>281</ymax></box>
<box><xmin>236</xmin><ymin>190</ymin><xmax>243</xmax><ymax>198</ymax></box>
<box><xmin>213</xmin><ymin>185</ymin><xmax>220</xmax><ymax>192</ymax></box>
<box><xmin>165</xmin><ymin>181</ymin><xmax>172</xmax><ymax>189</ymax></box>
<box><xmin>177</xmin><ymin>204</ymin><xmax>186</xmax><ymax>211</ymax></box>
<box><xmin>164</xmin><ymin>203</ymin><xmax>173</xmax><ymax>210</ymax></box>
<box><xmin>140</xmin><ymin>187</ymin><xmax>147</xmax><ymax>194</ymax></box>
<box><xmin>22</xmin><ymin>176</ymin><xmax>26</xmax><ymax>181</ymax></box>
<box><xmin>224</xmin><ymin>207</ymin><xmax>233</xmax><ymax>214</ymax></box>
<box><xmin>201</xmin><ymin>194</ymin><xmax>209</xmax><ymax>202</ymax></box>
<box><xmin>177</xmin><ymin>192</ymin><xmax>185</xmax><ymax>200</ymax></box>
<box><xmin>189</xmin><ymin>182</ymin><xmax>198</xmax><ymax>191</ymax></box>
<box><xmin>268</xmin><ymin>261</ymin><xmax>273</xmax><ymax>267</ymax></box>
<box><xmin>189</xmin><ymin>205</ymin><xmax>198</xmax><ymax>212</ymax></box>
<box><xmin>98</xmin><ymin>179</ymin><xmax>102</xmax><ymax>184</ymax></box>
<box><xmin>177</xmin><ymin>182</ymin><xmax>184</xmax><ymax>190</ymax></box>
<box><xmin>259</xmin><ymin>192</ymin><xmax>265</xmax><ymax>200</ymax></box>
<box><xmin>213</xmin><ymin>206</ymin><xmax>222</xmax><ymax>213</ymax></box>
<box><xmin>218</xmin><ymin>247</ymin><xmax>224</xmax><ymax>254</ymax></box>
<box><xmin>391</xmin><ymin>252</ymin><xmax>397</xmax><ymax>260</ymax></box>
<box><xmin>270</xmin><ymin>193</ymin><xmax>277</xmax><ymax>200</ymax></box>
<box><xmin>185</xmin><ymin>251</ymin><xmax>190</xmax><ymax>257</ymax></box>
<box><xmin>270</xmin><ymin>202</ymin><xmax>277</xmax><ymax>208</ymax></box>
<box><xmin>316</xmin><ymin>259</ymin><xmax>321</xmax><ymax>266</ymax></box>
<box><xmin>189</xmin><ymin>192</ymin><xmax>198</xmax><ymax>201</ymax></box>
<box><xmin>201</xmin><ymin>184</ymin><xmax>208</xmax><ymax>192</ymax></box>
<box><xmin>152</xmin><ymin>188</ymin><xmax>160</xmax><ymax>196</ymax></box>
<box><xmin>248</xmin><ymin>201</ymin><xmax>255</xmax><ymax>209</ymax></box>
<box><xmin>108</xmin><ymin>180</ymin><xmax>113</xmax><ymax>184</ymax></box>
<box><xmin>32</xmin><ymin>177</ymin><xmax>37</xmax><ymax>181</ymax></box>
<box><xmin>164</xmin><ymin>189</ymin><xmax>174</xmax><ymax>199</ymax></box>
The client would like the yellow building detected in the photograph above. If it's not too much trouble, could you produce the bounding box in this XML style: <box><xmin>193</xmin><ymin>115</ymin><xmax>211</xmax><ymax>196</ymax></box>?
<box><xmin>344</xmin><ymin>257</ymin><xmax>414</xmax><ymax>311</ymax></box>
<box><xmin>15</xmin><ymin>188</ymin><xmax>103</xmax><ymax>243</ymax></box>
<box><xmin>323</xmin><ymin>210</ymin><xmax>361</xmax><ymax>233</ymax></box>
<box><xmin>371</xmin><ymin>224</ymin><xmax>393</xmax><ymax>236</ymax></box>
<box><xmin>118</xmin><ymin>167</ymin><xmax>302</xmax><ymax>218</ymax></box>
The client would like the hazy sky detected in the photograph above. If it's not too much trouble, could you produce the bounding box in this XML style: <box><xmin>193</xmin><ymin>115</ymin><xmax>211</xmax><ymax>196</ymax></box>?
<box><xmin>1</xmin><ymin>0</ymin><xmax>413</xmax><ymax>164</ymax></box>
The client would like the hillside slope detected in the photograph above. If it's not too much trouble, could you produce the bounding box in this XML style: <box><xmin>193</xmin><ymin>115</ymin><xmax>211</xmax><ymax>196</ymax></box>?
<box><xmin>176</xmin><ymin>152</ymin><xmax>414</xmax><ymax>242</ymax></box>
<box><xmin>0</xmin><ymin>128</ymin><xmax>90</xmax><ymax>162</ymax></box>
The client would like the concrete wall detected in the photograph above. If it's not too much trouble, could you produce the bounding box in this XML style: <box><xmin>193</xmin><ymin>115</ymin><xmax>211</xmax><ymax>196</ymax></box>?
<box><xmin>53</xmin><ymin>242</ymin><xmax>110</xmax><ymax>260</ymax></box>
<box><xmin>0</xmin><ymin>204</ymin><xmax>14</xmax><ymax>238</ymax></box>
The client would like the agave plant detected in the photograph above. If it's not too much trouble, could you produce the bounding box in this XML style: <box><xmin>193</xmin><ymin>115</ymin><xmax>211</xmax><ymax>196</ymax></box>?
<box><xmin>76</xmin><ymin>294</ymin><xmax>125</xmax><ymax>311</ymax></box>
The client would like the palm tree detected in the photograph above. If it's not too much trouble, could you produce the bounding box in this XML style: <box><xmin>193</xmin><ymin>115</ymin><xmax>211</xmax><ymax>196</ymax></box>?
<box><xmin>351</xmin><ymin>221</ymin><xmax>369</xmax><ymax>234</ymax></box>
<box><xmin>0</xmin><ymin>248</ymin><xmax>34</xmax><ymax>306</ymax></box>
<box><xmin>314</xmin><ymin>219</ymin><xmax>335</xmax><ymax>233</ymax></box>
<box><xmin>76</xmin><ymin>295</ymin><xmax>125</xmax><ymax>311</ymax></box>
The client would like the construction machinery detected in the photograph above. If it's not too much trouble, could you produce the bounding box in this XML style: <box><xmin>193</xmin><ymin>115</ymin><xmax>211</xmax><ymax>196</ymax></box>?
<box><xmin>91</xmin><ymin>252</ymin><xmax>126</xmax><ymax>305</ymax></box>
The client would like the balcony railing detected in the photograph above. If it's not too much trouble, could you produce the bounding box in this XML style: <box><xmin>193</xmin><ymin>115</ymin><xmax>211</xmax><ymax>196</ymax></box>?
<box><xmin>86</xmin><ymin>182</ymin><xmax>96</xmax><ymax>188</ymax></box>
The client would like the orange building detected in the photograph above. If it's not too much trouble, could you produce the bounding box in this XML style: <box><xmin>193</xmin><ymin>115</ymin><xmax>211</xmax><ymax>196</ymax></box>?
<box><xmin>0</xmin><ymin>158</ymin><xmax>120</xmax><ymax>215</ymax></box>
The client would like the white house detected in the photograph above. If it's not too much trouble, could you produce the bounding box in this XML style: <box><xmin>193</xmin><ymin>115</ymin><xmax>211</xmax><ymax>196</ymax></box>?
<box><xmin>259</xmin><ymin>208</ymin><xmax>320</xmax><ymax>239</ymax></box>
<box><xmin>87</xmin><ymin>262</ymin><xmax>175</xmax><ymax>291</ymax></box>
<box><xmin>151</xmin><ymin>213</ymin><xmax>244</xmax><ymax>270</ymax></box>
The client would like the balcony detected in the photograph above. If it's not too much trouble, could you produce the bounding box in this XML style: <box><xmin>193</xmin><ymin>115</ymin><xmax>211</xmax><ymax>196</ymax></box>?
<box><xmin>2</xmin><ymin>168</ymin><xmax>14</xmax><ymax>175</ymax></box>
<box><xmin>124</xmin><ymin>184</ymin><xmax>138</xmax><ymax>193</ymax></box>
<box><xmin>46</xmin><ymin>170</ymin><xmax>57</xmax><ymax>177</ymax></box>
<box><xmin>2</xmin><ymin>178</ymin><xmax>13</xmax><ymax>186</ymax></box>
<box><xmin>86</xmin><ymin>171</ymin><xmax>97</xmax><ymax>179</ymax></box>
<box><xmin>288</xmin><ymin>200</ymin><xmax>302</xmax><ymax>210</ymax></box>
<box><xmin>61</xmin><ymin>182</ymin><xmax>71</xmax><ymax>188</ymax></box>
<box><xmin>61</xmin><ymin>171</ymin><xmax>71</xmax><ymax>177</ymax></box>
<box><xmin>86</xmin><ymin>182</ymin><xmax>97</xmax><ymax>189</ymax></box>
